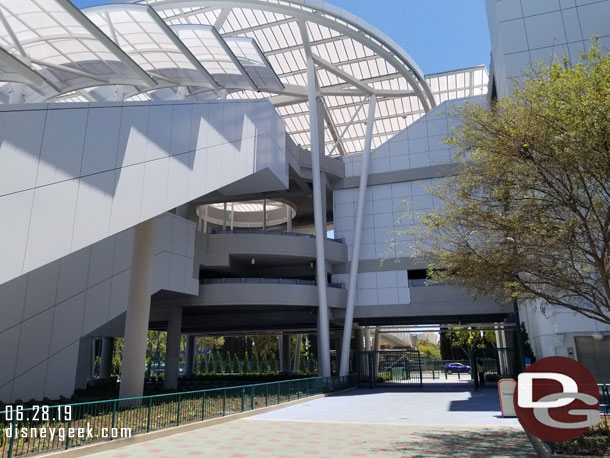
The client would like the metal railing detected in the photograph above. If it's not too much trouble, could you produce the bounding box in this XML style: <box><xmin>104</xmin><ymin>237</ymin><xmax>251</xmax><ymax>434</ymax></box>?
<box><xmin>0</xmin><ymin>375</ymin><xmax>356</xmax><ymax>458</ymax></box>
<box><xmin>208</xmin><ymin>228</ymin><xmax>345</xmax><ymax>244</ymax></box>
<box><xmin>600</xmin><ymin>383</ymin><xmax>609</xmax><ymax>414</ymax></box>
<box><xmin>201</xmin><ymin>278</ymin><xmax>346</xmax><ymax>289</ymax></box>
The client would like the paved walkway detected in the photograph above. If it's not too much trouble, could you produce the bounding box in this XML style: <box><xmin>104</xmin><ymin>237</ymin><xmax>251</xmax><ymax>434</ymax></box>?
<box><xmin>87</xmin><ymin>385</ymin><xmax>536</xmax><ymax>458</ymax></box>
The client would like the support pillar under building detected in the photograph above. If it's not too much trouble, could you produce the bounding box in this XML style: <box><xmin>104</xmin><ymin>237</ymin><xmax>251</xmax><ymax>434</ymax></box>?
<box><xmin>374</xmin><ymin>327</ymin><xmax>381</xmax><ymax>352</ymax></box>
<box><xmin>293</xmin><ymin>334</ymin><xmax>302</xmax><ymax>373</ymax></box>
<box><xmin>184</xmin><ymin>335</ymin><xmax>196</xmax><ymax>377</ymax></box>
<box><xmin>364</xmin><ymin>327</ymin><xmax>372</xmax><ymax>351</ymax></box>
<box><xmin>119</xmin><ymin>219</ymin><xmax>156</xmax><ymax>399</ymax></box>
<box><xmin>100</xmin><ymin>337</ymin><xmax>114</xmax><ymax>379</ymax></box>
<box><xmin>164</xmin><ymin>308</ymin><xmax>182</xmax><ymax>390</ymax></box>
<box><xmin>279</xmin><ymin>334</ymin><xmax>291</xmax><ymax>373</ymax></box>
<box><xmin>355</xmin><ymin>328</ymin><xmax>365</xmax><ymax>352</ymax></box>
<box><xmin>334</xmin><ymin>331</ymin><xmax>343</xmax><ymax>371</ymax></box>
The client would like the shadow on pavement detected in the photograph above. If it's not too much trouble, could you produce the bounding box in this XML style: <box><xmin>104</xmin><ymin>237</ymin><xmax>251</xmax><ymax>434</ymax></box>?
<box><xmin>381</xmin><ymin>428</ymin><xmax>536</xmax><ymax>458</ymax></box>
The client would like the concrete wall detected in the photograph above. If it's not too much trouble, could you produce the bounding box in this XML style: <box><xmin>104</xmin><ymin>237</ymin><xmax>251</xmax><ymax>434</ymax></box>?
<box><xmin>0</xmin><ymin>213</ymin><xmax>197</xmax><ymax>402</ymax></box>
<box><xmin>0</xmin><ymin>99</ymin><xmax>287</xmax><ymax>286</ymax></box>
<box><xmin>195</xmin><ymin>233</ymin><xmax>348</xmax><ymax>270</ymax></box>
<box><xmin>185</xmin><ymin>283</ymin><xmax>347</xmax><ymax>309</ymax></box>
<box><xmin>521</xmin><ymin>301</ymin><xmax>610</xmax><ymax>360</ymax></box>
<box><xmin>332</xmin><ymin>96</ymin><xmax>507</xmax><ymax>319</ymax></box>
<box><xmin>486</xmin><ymin>0</ymin><xmax>610</xmax><ymax>98</ymax></box>
<box><xmin>486</xmin><ymin>0</ymin><xmax>610</xmax><ymax>364</ymax></box>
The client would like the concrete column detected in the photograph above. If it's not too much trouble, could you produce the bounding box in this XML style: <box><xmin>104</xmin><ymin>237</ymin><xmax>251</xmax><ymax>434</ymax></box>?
<box><xmin>286</xmin><ymin>205</ymin><xmax>293</xmax><ymax>232</ymax></box>
<box><xmin>279</xmin><ymin>334</ymin><xmax>291</xmax><ymax>373</ymax></box>
<box><xmin>164</xmin><ymin>308</ymin><xmax>183</xmax><ymax>390</ymax></box>
<box><xmin>100</xmin><ymin>337</ymin><xmax>114</xmax><ymax>379</ymax></box>
<box><xmin>184</xmin><ymin>335</ymin><xmax>196</xmax><ymax>377</ymax></box>
<box><xmin>222</xmin><ymin>202</ymin><xmax>227</xmax><ymax>230</ymax></box>
<box><xmin>293</xmin><ymin>334</ymin><xmax>302</xmax><ymax>373</ymax></box>
<box><xmin>263</xmin><ymin>199</ymin><xmax>267</xmax><ymax>230</ymax></box>
<box><xmin>374</xmin><ymin>327</ymin><xmax>381</xmax><ymax>352</ymax></box>
<box><xmin>334</xmin><ymin>331</ymin><xmax>344</xmax><ymax>373</ymax></box>
<box><xmin>364</xmin><ymin>327</ymin><xmax>372</xmax><ymax>351</ymax></box>
<box><xmin>355</xmin><ymin>328</ymin><xmax>365</xmax><ymax>352</ymax></box>
<box><xmin>119</xmin><ymin>219</ymin><xmax>156</xmax><ymax>399</ymax></box>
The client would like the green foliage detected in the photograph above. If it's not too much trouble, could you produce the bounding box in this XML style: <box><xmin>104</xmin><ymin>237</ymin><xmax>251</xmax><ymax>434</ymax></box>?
<box><xmin>439</xmin><ymin>331</ymin><xmax>455</xmax><ymax>360</ymax></box>
<box><xmin>415</xmin><ymin>340</ymin><xmax>441</xmax><ymax>359</ymax></box>
<box><xmin>440</xmin><ymin>328</ymin><xmax>496</xmax><ymax>359</ymax></box>
<box><xmin>411</xmin><ymin>46</ymin><xmax>610</xmax><ymax>325</ymax></box>
<box><xmin>513</xmin><ymin>322</ymin><xmax>536</xmax><ymax>370</ymax></box>
<box><xmin>244</xmin><ymin>351</ymin><xmax>251</xmax><ymax>373</ymax></box>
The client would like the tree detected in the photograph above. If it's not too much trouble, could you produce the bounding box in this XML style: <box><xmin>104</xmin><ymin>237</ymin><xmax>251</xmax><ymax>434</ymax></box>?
<box><xmin>448</xmin><ymin>328</ymin><xmax>496</xmax><ymax>359</ymax></box>
<box><xmin>416</xmin><ymin>340</ymin><xmax>441</xmax><ymax>359</ymax></box>
<box><xmin>413</xmin><ymin>47</ymin><xmax>610</xmax><ymax>325</ymax></box>
<box><xmin>513</xmin><ymin>322</ymin><xmax>536</xmax><ymax>370</ymax></box>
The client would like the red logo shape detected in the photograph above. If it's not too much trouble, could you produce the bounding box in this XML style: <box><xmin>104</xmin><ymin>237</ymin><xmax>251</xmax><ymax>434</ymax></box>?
<box><xmin>514</xmin><ymin>356</ymin><xmax>600</xmax><ymax>442</ymax></box>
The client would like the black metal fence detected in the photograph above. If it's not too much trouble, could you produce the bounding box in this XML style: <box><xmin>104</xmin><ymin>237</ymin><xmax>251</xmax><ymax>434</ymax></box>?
<box><xmin>355</xmin><ymin>350</ymin><xmax>423</xmax><ymax>387</ymax></box>
<box><xmin>471</xmin><ymin>347</ymin><xmax>517</xmax><ymax>388</ymax></box>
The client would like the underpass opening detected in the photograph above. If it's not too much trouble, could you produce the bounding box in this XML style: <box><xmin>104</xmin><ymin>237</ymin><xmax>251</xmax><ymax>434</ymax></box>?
<box><xmin>355</xmin><ymin>350</ymin><xmax>423</xmax><ymax>387</ymax></box>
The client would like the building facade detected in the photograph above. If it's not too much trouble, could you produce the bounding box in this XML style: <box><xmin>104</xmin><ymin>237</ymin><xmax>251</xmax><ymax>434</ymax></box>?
<box><xmin>0</xmin><ymin>0</ymin><xmax>608</xmax><ymax>402</ymax></box>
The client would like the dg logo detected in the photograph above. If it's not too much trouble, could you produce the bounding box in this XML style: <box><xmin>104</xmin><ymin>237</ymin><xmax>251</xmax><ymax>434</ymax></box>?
<box><xmin>514</xmin><ymin>356</ymin><xmax>601</xmax><ymax>442</ymax></box>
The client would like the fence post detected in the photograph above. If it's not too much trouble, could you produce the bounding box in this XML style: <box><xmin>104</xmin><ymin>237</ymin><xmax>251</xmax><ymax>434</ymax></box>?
<box><xmin>241</xmin><ymin>388</ymin><xmax>245</xmax><ymax>412</ymax></box>
<box><xmin>111</xmin><ymin>401</ymin><xmax>117</xmax><ymax>441</ymax></box>
<box><xmin>418</xmin><ymin>355</ymin><xmax>423</xmax><ymax>386</ymax></box>
<box><xmin>265</xmin><ymin>384</ymin><xmax>269</xmax><ymax>407</ymax></box>
<box><xmin>7</xmin><ymin>417</ymin><xmax>16</xmax><ymax>458</ymax></box>
<box><xmin>223</xmin><ymin>389</ymin><xmax>227</xmax><ymax>416</ymax></box>
<box><xmin>306</xmin><ymin>378</ymin><xmax>309</xmax><ymax>396</ymax></box>
<box><xmin>177</xmin><ymin>393</ymin><xmax>182</xmax><ymax>426</ymax></box>
<box><xmin>288</xmin><ymin>380</ymin><xmax>291</xmax><ymax>401</ymax></box>
<box><xmin>250</xmin><ymin>386</ymin><xmax>254</xmax><ymax>410</ymax></box>
<box><xmin>147</xmin><ymin>397</ymin><xmax>152</xmax><ymax>432</ymax></box>
<box><xmin>277</xmin><ymin>383</ymin><xmax>281</xmax><ymax>404</ymax></box>
<box><xmin>202</xmin><ymin>392</ymin><xmax>206</xmax><ymax>421</ymax></box>
<box><xmin>65</xmin><ymin>417</ymin><xmax>73</xmax><ymax>450</ymax></box>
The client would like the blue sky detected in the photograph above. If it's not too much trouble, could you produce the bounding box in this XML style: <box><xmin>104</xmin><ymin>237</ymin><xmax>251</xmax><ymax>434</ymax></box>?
<box><xmin>72</xmin><ymin>0</ymin><xmax>491</xmax><ymax>75</ymax></box>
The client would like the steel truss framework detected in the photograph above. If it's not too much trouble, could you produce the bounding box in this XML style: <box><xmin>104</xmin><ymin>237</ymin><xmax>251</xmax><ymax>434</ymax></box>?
<box><xmin>1</xmin><ymin>0</ymin><xmax>474</xmax><ymax>157</ymax></box>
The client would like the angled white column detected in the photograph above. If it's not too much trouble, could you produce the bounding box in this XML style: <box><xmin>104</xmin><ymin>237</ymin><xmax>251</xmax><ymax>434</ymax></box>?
<box><xmin>164</xmin><ymin>308</ymin><xmax>183</xmax><ymax>390</ymax></box>
<box><xmin>307</xmin><ymin>55</ymin><xmax>331</xmax><ymax>378</ymax></box>
<box><xmin>119</xmin><ymin>219</ymin><xmax>156</xmax><ymax>399</ymax></box>
<box><xmin>185</xmin><ymin>335</ymin><xmax>196</xmax><ymax>377</ymax></box>
<box><xmin>339</xmin><ymin>96</ymin><xmax>378</xmax><ymax>376</ymax></box>
<box><xmin>100</xmin><ymin>337</ymin><xmax>114</xmax><ymax>379</ymax></box>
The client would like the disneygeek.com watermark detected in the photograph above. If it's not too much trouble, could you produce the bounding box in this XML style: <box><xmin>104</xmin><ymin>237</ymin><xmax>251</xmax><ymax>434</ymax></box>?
<box><xmin>2</xmin><ymin>424</ymin><xmax>131</xmax><ymax>441</ymax></box>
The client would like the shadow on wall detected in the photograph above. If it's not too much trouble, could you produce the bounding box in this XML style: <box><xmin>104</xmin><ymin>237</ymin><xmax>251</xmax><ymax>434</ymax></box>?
<box><xmin>0</xmin><ymin>100</ymin><xmax>257</xmax><ymax>198</ymax></box>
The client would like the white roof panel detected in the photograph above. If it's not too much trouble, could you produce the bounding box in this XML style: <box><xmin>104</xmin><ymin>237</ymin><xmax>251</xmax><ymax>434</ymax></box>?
<box><xmin>84</xmin><ymin>4</ymin><xmax>218</xmax><ymax>89</ymax></box>
<box><xmin>171</xmin><ymin>25</ymin><xmax>256</xmax><ymax>90</ymax></box>
<box><xmin>224</xmin><ymin>36</ymin><xmax>284</xmax><ymax>91</ymax></box>
<box><xmin>0</xmin><ymin>0</ymin><xmax>154</xmax><ymax>101</ymax></box>
<box><xmin>1</xmin><ymin>0</ymin><xmax>438</xmax><ymax>156</ymax></box>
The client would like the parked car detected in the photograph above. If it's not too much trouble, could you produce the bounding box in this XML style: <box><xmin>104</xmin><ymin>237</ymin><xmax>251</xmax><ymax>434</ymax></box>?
<box><xmin>443</xmin><ymin>362</ymin><xmax>471</xmax><ymax>374</ymax></box>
